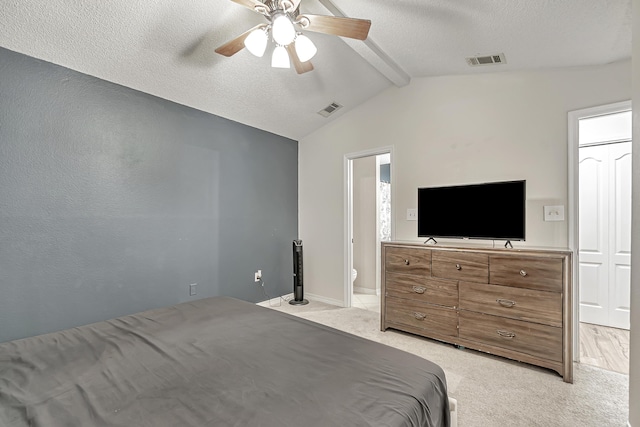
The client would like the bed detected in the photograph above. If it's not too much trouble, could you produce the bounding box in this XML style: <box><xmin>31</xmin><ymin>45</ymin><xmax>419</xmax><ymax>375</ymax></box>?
<box><xmin>0</xmin><ymin>296</ymin><xmax>451</xmax><ymax>426</ymax></box>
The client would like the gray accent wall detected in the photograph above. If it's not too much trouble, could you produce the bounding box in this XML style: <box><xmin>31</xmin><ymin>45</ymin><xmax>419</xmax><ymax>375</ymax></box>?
<box><xmin>0</xmin><ymin>47</ymin><xmax>298</xmax><ymax>343</ymax></box>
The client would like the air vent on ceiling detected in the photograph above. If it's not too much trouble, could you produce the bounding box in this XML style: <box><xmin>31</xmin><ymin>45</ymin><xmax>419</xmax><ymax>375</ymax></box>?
<box><xmin>466</xmin><ymin>53</ymin><xmax>507</xmax><ymax>67</ymax></box>
<box><xmin>318</xmin><ymin>102</ymin><xmax>343</xmax><ymax>118</ymax></box>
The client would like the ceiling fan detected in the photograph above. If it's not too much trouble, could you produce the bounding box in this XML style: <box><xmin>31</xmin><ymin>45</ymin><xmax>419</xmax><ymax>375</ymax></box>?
<box><xmin>215</xmin><ymin>0</ymin><xmax>371</xmax><ymax>74</ymax></box>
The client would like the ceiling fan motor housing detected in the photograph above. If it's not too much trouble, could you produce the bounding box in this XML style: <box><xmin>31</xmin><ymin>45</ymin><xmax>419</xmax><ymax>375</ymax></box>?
<box><xmin>260</xmin><ymin>0</ymin><xmax>300</xmax><ymax>18</ymax></box>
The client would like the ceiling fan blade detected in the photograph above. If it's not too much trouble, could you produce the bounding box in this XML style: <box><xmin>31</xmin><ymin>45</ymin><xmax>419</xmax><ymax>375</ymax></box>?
<box><xmin>298</xmin><ymin>14</ymin><xmax>371</xmax><ymax>40</ymax></box>
<box><xmin>215</xmin><ymin>24</ymin><xmax>266</xmax><ymax>57</ymax></box>
<box><xmin>286</xmin><ymin>44</ymin><xmax>314</xmax><ymax>74</ymax></box>
<box><xmin>230</xmin><ymin>0</ymin><xmax>269</xmax><ymax>13</ymax></box>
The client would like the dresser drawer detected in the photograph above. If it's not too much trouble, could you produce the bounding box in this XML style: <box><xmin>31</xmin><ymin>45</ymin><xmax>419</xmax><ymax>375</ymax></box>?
<box><xmin>385</xmin><ymin>247</ymin><xmax>431</xmax><ymax>276</ymax></box>
<box><xmin>459</xmin><ymin>282</ymin><xmax>562</xmax><ymax>327</ymax></box>
<box><xmin>386</xmin><ymin>297</ymin><xmax>458</xmax><ymax>337</ymax></box>
<box><xmin>490</xmin><ymin>256</ymin><xmax>563</xmax><ymax>292</ymax></box>
<box><xmin>432</xmin><ymin>251</ymin><xmax>489</xmax><ymax>283</ymax></box>
<box><xmin>459</xmin><ymin>311</ymin><xmax>562</xmax><ymax>362</ymax></box>
<box><xmin>386</xmin><ymin>273</ymin><xmax>458</xmax><ymax>307</ymax></box>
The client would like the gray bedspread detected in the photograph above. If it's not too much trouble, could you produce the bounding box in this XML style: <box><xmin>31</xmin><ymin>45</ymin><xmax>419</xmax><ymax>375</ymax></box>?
<box><xmin>0</xmin><ymin>297</ymin><xmax>449</xmax><ymax>427</ymax></box>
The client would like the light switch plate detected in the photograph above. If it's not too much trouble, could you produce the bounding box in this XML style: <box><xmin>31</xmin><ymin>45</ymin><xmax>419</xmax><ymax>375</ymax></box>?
<box><xmin>406</xmin><ymin>208</ymin><xmax>417</xmax><ymax>221</ymax></box>
<box><xmin>544</xmin><ymin>205</ymin><xmax>565</xmax><ymax>222</ymax></box>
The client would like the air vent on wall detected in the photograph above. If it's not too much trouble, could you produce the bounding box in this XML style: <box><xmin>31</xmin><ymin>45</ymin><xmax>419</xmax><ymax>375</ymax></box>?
<box><xmin>318</xmin><ymin>102</ymin><xmax>343</xmax><ymax>118</ymax></box>
<box><xmin>466</xmin><ymin>53</ymin><xmax>507</xmax><ymax>67</ymax></box>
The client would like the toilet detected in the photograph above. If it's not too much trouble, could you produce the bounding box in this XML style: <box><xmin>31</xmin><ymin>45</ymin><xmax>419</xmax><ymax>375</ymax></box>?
<box><xmin>352</xmin><ymin>268</ymin><xmax>358</xmax><ymax>282</ymax></box>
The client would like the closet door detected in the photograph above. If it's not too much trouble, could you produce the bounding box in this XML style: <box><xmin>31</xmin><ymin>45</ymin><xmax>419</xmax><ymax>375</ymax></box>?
<box><xmin>579</xmin><ymin>141</ymin><xmax>631</xmax><ymax>329</ymax></box>
<box><xmin>607</xmin><ymin>142</ymin><xmax>631</xmax><ymax>330</ymax></box>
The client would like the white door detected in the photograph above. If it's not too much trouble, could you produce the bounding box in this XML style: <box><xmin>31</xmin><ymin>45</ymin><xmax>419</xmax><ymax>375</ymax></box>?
<box><xmin>579</xmin><ymin>141</ymin><xmax>632</xmax><ymax>329</ymax></box>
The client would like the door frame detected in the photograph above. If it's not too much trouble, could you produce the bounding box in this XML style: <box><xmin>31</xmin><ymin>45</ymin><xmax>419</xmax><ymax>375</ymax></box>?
<box><xmin>344</xmin><ymin>146</ymin><xmax>394</xmax><ymax>307</ymax></box>
<box><xmin>567</xmin><ymin>100</ymin><xmax>632</xmax><ymax>360</ymax></box>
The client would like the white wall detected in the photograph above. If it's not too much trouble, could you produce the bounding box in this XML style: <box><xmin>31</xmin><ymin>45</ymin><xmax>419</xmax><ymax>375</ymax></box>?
<box><xmin>299</xmin><ymin>60</ymin><xmax>631</xmax><ymax>303</ymax></box>
<box><xmin>629</xmin><ymin>0</ymin><xmax>639</xmax><ymax>424</ymax></box>
<box><xmin>353</xmin><ymin>156</ymin><xmax>377</xmax><ymax>293</ymax></box>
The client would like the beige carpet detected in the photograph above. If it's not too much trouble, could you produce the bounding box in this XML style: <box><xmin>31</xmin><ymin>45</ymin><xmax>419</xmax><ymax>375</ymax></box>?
<box><xmin>260</xmin><ymin>299</ymin><xmax>629</xmax><ymax>427</ymax></box>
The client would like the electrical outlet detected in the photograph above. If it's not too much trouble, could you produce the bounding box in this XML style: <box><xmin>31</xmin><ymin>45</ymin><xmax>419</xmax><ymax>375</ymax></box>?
<box><xmin>407</xmin><ymin>208</ymin><xmax>417</xmax><ymax>221</ymax></box>
<box><xmin>189</xmin><ymin>283</ymin><xmax>197</xmax><ymax>296</ymax></box>
<box><xmin>254</xmin><ymin>270</ymin><xmax>262</xmax><ymax>282</ymax></box>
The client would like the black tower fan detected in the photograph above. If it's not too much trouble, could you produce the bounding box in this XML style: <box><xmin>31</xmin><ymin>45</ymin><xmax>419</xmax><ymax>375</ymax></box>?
<box><xmin>290</xmin><ymin>239</ymin><xmax>308</xmax><ymax>305</ymax></box>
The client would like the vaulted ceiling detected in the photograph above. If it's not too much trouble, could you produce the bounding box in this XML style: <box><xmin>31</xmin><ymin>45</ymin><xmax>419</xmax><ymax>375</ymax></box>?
<box><xmin>0</xmin><ymin>0</ymin><xmax>632</xmax><ymax>140</ymax></box>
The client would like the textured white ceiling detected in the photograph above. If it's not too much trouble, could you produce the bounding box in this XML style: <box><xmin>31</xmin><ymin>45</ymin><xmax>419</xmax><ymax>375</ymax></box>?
<box><xmin>0</xmin><ymin>0</ymin><xmax>632</xmax><ymax>140</ymax></box>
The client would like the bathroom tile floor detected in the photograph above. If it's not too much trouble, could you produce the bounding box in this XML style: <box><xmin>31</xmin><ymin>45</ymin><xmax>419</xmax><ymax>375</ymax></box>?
<box><xmin>352</xmin><ymin>292</ymin><xmax>380</xmax><ymax>313</ymax></box>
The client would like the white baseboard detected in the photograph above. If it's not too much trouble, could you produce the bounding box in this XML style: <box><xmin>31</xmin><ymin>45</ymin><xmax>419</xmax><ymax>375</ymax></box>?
<box><xmin>449</xmin><ymin>397</ymin><xmax>458</xmax><ymax>427</ymax></box>
<box><xmin>305</xmin><ymin>293</ymin><xmax>344</xmax><ymax>307</ymax></box>
<box><xmin>256</xmin><ymin>293</ymin><xmax>293</xmax><ymax>307</ymax></box>
<box><xmin>353</xmin><ymin>286</ymin><xmax>377</xmax><ymax>295</ymax></box>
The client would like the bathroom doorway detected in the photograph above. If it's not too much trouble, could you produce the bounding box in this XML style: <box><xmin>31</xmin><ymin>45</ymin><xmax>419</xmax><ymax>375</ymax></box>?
<box><xmin>347</xmin><ymin>150</ymin><xmax>392</xmax><ymax>312</ymax></box>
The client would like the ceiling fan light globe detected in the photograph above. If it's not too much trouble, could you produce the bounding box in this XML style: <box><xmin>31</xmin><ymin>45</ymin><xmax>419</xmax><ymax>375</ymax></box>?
<box><xmin>272</xmin><ymin>14</ymin><xmax>296</xmax><ymax>46</ymax></box>
<box><xmin>271</xmin><ymin>45</ymin><xmax>290</xmax><ymax>68</ymax></box>
<box><xmin>244</xmin><ymin>28</ymin><xmax>268</xmax><ymax>57</ymax></box>
<box><xmin>294</xmin><ymin>34</ymin><xmax>317</xmax><ymax>62</ymax></box>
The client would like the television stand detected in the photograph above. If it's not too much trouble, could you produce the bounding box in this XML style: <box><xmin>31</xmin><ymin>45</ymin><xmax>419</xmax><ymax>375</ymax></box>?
<box><xmin>504</xmin><ymin>240</ymin><xmax>513</xmax><ymax>249</ymax></box>
<box><xmin>424</xmin><ymin>237</ymin><xmax>437</xmax><ymax>245</ymax></box>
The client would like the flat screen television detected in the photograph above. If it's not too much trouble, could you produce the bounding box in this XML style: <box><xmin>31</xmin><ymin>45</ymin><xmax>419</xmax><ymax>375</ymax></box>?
<box><xmin>417</xmin><ymin>180</ymin><xmax>526</xmax><ymax>241</ymax></box>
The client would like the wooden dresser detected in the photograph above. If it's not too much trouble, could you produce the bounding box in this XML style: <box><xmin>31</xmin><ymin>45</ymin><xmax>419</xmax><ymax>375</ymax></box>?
<box><xmin>381</xmin><ymin>242</ymin><xmax>573</xmax><ymax>382</ymax></box>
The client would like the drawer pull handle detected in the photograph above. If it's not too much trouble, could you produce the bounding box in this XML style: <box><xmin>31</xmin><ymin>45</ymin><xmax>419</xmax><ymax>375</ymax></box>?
<box><xmin>455</xmin><ymin>264</ymin><xmax>462</xmax><ymax>271</ymax></box>
<box><xmin>520</xmin><ymin>270</ymin><xmax>527</xmax><ymax>277</ymax></box>
<box><xmin>496</xmin><ymin>330</ymin><xmax>516</xmax><ymax>339</ymax></box>
<box><xmin>413</xmin><ymin>312</ymin><xmax>426</xmax><ymax>320</ymax></box>
<box><xmin>412</xmin><ymin>286</ymin><xmax>426</xmax><ymax>294</ymax></box>
<box><xmin>497</xmin><ymin>298</ymin><xmax>516</xmax><ymax>308</ymax></box>
<box><xmin>404</xmin><ymin>259</ymin><xmax>410</xmax><ymax>265</ymax></box>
